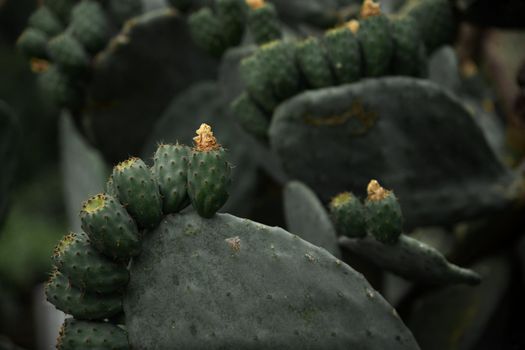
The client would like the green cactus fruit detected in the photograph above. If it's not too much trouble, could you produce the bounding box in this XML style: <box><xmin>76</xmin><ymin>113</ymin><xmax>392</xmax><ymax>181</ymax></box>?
<box><xmin>217</xmin><ymin>0</ymin><xmax>246</xmax><ymax>47</ymax></box>
<box><xmin>44</xmin><ymin>0</ymin><xmax>75</xmax><ymax>23</ymax></box>
<box><xmin>45</xmin><ymin>269</ymin><xmax>123</xmax><ymax>320</ymax></box>
<box><xmin>52</xmin><ymin>232</ymin><xmax>129</xmax><ymax>294</ymax></box>
<box><xmin>391</xmin><ymin>16</ymin><xmax>426</xmax><ymax>77</ymax></box>
<box><xmin>257</xmin><ymin>40</ymin><xmax>301</xmax><ymax>101</ymax></box>
<box><xmin>189</xmin><ymin>7</ymin><xmax>228</xmax><ymax>56</ymax></box>
<box><xmin>323</xmin><ymin>26</ymin><xmax>361</xmax><ymax>84</ymax></box>
<box><xmin>47</xmin><ymin>33</ymin><xmax>89</xmax><ymax>76</ymax></box>
<box><xmin>364</xmin><ymin>180</ymin><xmax>402</xmax><ymax>244</ymax></box>
<box><xmin>187</xmin><ymin>124</ymin><xmax>232</xmax><ymax>218</ymax></box>
<box><xmin>231</xmin><ymin>92</ymin><xmax>270</xmax><ymax>139</ymax></box>
<box><xmin>239</xmin><ymin>53</ymin><xmax>278</xmax><ymax>112</ymax></box>
<box><xmin>295</xmin><ymin>37</ymin><xmax>335</xmax><ymax>89</ymax></box>
<box><xmin>408</xmin><ymin>0</ymin><xmax>456</xmax><ymax>53</ymax></box>
<box><xmin>70</xmin><ymin>0</ymin><xmax>110</xmax><ymax>53</ymax></box>
<box><xmin>246</xmin><ymin>0</ymin><xmax>282</xmax><ymax>45</ymax></box>
<box><xmin>329</xmin><ymin>192</ymin><xmax>366</xmax><ymax>238</ymax></box>
<box><xmin>79</xmin><ymin>193</ymin><xmax>141</xmax><ymax>260</ymax></box>
<box><xmin>16</xmin><ymin>28</ymin><xmax>48</xmax><ymax>59</ymax></box>
<box><xmin>108</xmin><ymin>0</ymin><xmax>143</xmax><ymax>26</ymax></box>
<box><xmin>152</xmin><ymin>143</ymin><xmax>191</xmax><ymax>214</ymax></box>
<box><xmin>57</xmin><ymin>318</ymin><xmax>129</xmax><ymax>350</ymax></box>
<box><xmin>38</xmin><ymin>65</ymin><xmax>84</xmax><ymax>109</ymax></box>
<box><xmin>356</xmin><ymin>1</ymin><xmax>394</xmax><ymax>77</ymax></box>
<box><xmin>112</xmin><ymin>157</ymin><xmax>163</xmax><ymax>229</ymax></box>
<box><xmin>28</xmin><ymin>6</ymin><xmax>63</xmax><ymax>37</ymax></box>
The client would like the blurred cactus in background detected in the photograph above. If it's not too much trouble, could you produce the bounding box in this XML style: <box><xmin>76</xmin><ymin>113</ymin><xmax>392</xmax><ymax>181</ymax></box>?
<box><xmin>1</xmin><ymin>0</ymin><xmax>525</xmax><ymax>348</ymax></box>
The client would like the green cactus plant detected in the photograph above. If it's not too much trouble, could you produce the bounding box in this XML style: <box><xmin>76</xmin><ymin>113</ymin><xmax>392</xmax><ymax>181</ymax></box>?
<box><xmin>46</xmin><ymin>123</ymin><xmax>422</xmax><ymax>349</ymax></box>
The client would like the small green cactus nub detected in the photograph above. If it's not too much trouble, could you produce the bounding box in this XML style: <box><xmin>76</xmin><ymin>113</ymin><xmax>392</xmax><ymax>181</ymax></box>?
<box><xmin>239</xmin><ymin>54</ymin><xmax>278</xmax><ymax>112</ymax></box>
<box><xmin>246</xmin><ymin>0</ymin><xmax>282</xmax><ymax>45</ymax></box>
<box><xmin>108</xmin><ymin>0</ymin><xmax>143</xmax><ymax>26</ymax></box>
<box><xmin>28</xmin><ymin>6</ymin><xmax>63</xmax><ymax>37</ymax></box>
<box><xmin>45</xmin><ymin>269</ymin><xmax>123</xmax><ymax>320</ymax></box>
<box><xmin>189</xmin><ymin>7</ymin><xmax>228</xmax><ymax>56</ymax></box>
<box><xmin>323</xmin><ymin>26</ymin><xmax>362</xmax><ymax>84</ymax></box>
<box><xmin>53</xmin><ymin>232</ymin><xmax>129</xmax><ymax>294</ymax></box>
<box><xmin>329</xmin><ymin>192</ymin><xmax>366</xmax><ymax>238</ymax></box>
<box><xmin>70</xmin><ymin>0</ymin><xmax>110</xmax><ymax>53</ymax></box>
<box><xmin>38</xmin><ymin>65</ymin><xmax>84</xmax><ymax>109</ymax></box>
<box><xmin>57</xmin><ymin>318</ymin><xmax>130</xmax><ymax>350</ymax></box>
<box><xmin>295</xmin><ymin>37</ymin><xmax>335</xmax><ymax>89</ymax></box>
<box><xmin>79</xmin><ymin>193</ymin><xmax>141</xmax><ymax>260</ymax></box>
<box><xmin>365</xmin><ymin>180</ymin><xmax>403</xmax><ymax>244</ymax></box>
<box><xmin>152</xmin><ymin>143</ymin><xmax>191</xmax><ymax>214</ymax></box>
<box><xmin>112</xmin><ymin>157</ymin><xmax>163</xmax><ymax>229</ymax></box>
<box><xmin>391</xmin><ymin>16</ymin><xmax>426</xmax><ymax>77</ymax></box>
<box><xmin>47</xmin><ymin>33</ymin><xmax>89</xmax><ymax>76</ymax></box>
<box><xmin>231</xmin><ymin>92</ymin><xmax>270</xmax><ymax>139</ymax></box>
<box><xmin>187</xmin><ymin>124</ymin><xmax>232</xmax><ymax>218</ymax></box>
<box><xmin>16</xmin><ymin>28</ymin><xmax>49</xmax><ymax>59</ymax></box>
<box><xmin>217</xmin><ymin>0</ymin><xmax>246</xmax><ymax>48</ymax></box>
<box><xmin>44</xmin><ymin>0</ymin><xmax>76</xmax><ymax>23</ymax></box>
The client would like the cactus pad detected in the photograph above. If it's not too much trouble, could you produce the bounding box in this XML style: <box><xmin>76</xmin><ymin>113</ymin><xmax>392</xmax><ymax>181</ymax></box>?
<box><xmin>124</xmin><ymin>211</ymin><xmax>419</xmax><ymax>349</ymax></box>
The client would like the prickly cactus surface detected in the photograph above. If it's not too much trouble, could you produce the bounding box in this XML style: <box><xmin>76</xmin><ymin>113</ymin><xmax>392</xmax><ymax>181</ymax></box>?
<box><xmin>45</xmin><ymin>269</ymin><xmax>123</xmax><ymax>320</ymax></box>
<box><xmin>187</xmin><ymin>124</ymin><xmax>232</xmax><ymax>218</ymax></box>
<box><xmin>365</xmin><ymin>180</ymin><xmax>403</xmax><ymax>244</ymax></box>
<box><xmin>70</xmin><ymin>0</ymin><xmax>110</xmax><ymax>53</ymax></box>
<box><xmin>57</xmin><ymin>318</ymin><xmax>129</xmax><ymax>350</ymax></box>
<box><xmin>324</xmin><ymin>27</ymin><xmax>361</xmax><ymax>84</ymax></box>
<box><xmin>330</xmin><ymin>192</ymin><xmax>367</xmax><ymax>239</ymax></box>
<box><xmin>295</xmin><ymin>37</ymin><xmax>334</xmax><ymax>89</ymax></box>
<box><xmin>124</xmin><ymin>211</ymin><xmax>420</xmax><ymax>349</ymax></box>
<box><xmin>246</xmin><ymin>1</ymin><xmax>282</xmax><ymax>45</ymax></box>
<box><xmin>152</xmin><ymin>143</ymin><xmax>191</xmax><ymax>214</ymax></box>
<box><xmin>111</xmin><ymin>158</ymin><xmax>163</xmax><ymax>229</ymax></box>
<box><xmin>79</xmin><ymin>193</ymin><xmax>141</xmax><ymax>261</ymax></box>
<box><xmin>53</xmin><ymin>233</ymin><xmax>129</xmax><ymax>294</ymax></box>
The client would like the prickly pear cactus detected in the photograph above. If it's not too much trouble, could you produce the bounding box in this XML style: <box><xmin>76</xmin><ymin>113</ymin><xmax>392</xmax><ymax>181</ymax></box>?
<box><xmin>269</xmin><ymin>77</ymin><xmax>514</xmax><ymax>228</ymax></box>
<box><xmin>46</xmin><ymin>124</ymin><xmax>420</xmax><ymax>349</ymax></box>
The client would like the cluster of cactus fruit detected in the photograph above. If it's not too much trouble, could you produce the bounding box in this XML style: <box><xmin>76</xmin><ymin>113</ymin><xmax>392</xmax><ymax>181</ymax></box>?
<box><xmin>46</xmin><ymin>124</ymin><xmax>231</xmax><ymax>348</ymax></box>
<box><xmin>16</xmin><ymin>0</ymin><xmax>143</xmax><ymax>109</ymax></box>
<box><xmin>232</xmin><ymin>0</ymin><xmax>455</xmax><ymax>139</ymax></box>
<box><xmin>330</xmin><ymin>179</ymin><xmax>403</xmax><ymax>244</ymax></box>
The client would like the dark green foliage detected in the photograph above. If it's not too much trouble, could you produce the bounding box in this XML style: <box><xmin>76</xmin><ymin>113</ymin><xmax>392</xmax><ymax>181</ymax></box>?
<box><xmin>70</xmin><ymin>0</ymin><xmax>110</xmax><ymax>53</ymax></box>
<box><xmin>152</xmin><ymin>144</ymin><xmax>191</xmax><ymax>214</ymax></box>
<box><xmin>16</xmin><ymin>28</ymin><xmax>48</xmax><ymax>59</ymax></box>
<box><xmin>247</xmin><ymin>2</ymin><xmax>281</xmax><ymax>45</ymax></box>
<box><xmin>257</xmin><ymin>40</ymin><xmax>301</xmax><ymax>101</ymax></box>
<box><xmin>79</xmin><ymin>193</ymin><xmax>141</xmax><ymax>260</ymax></box>
<box><xmin>188</xmin><ymin>144</ymin><xmax>232</xmax><ymax>218</ymax></box>
<box><xmin>108</xmin><ymin>0</ymin><xmax>143</xmax><ymax>25</ymax></box>
<box><xmin>111</xmin><ymin>158</ymin><xmax>163</xmax><ymax>229</ymax></box>
<box><xmin>357</xmin><ymin>14</ymin><xmax>394</xmax><ymax>77</ymax></box>
<box><xmin>216</xmin><ymin>0</ymin><xmax>246</xmax><ymax>47</ymax></box>
<box><xmin>323</xmin><ymin>27</ymin><xmax>361</xmax><ymax>84</ymax></box>
<box><xmin>239</xmin><ymin>53</ymin><xmax>278</xmax><ymax>112</ymax></box>
<box><xmin>28</xmin><ymin>6</ymin><xmax>63</xmax><ymax>37</ymax></box>
<box><xmin>295</xmin><ymin>37</ymin><xmax>334</xmax><ymax>89</ymax></box>
<box><xmin>45</xmin><ymin>269</ymin><xmax>123</xmax><ymax>320</ymax></box>
<box><xmin>189</xmin><ymin>7</ymin><xmax>228</xmax><ymax>56</ymax></box>
<box><xmin>364</xmin><ymin>182</ymin><xmax>402</xmax><ymax>244</ymax></box>
<box><xmin>38</xmin><ymin>65</ymin><xmax>84</xmax><ymax>109</ymax></box>
<box><xmin>47</xmin><ymin>33</ymin><xmax>89</xmax><ymax>75</ymax></box>
<box><xmin>124</xmin><ymin>211</ymin><xmax>420</xmax><ymax>349</ymax></box>
<box><xmin>53</xmin><ymin>232</ymin><xmax>129</xmax><ymax>293</ymax></box>
<box><xmin>329</xmin><ymin>192</ymin><xmax>366</xmax><ymax>238</ymax></box>
<box><xmin>231</xmin><ymin>92</ymin><xmax>270</xmax><ymax>139</ymax></box>
<box><xmin>408</xmin><ymin>0</ymin><xmax>456</xmax><ymax>53</ymax></box>
<box><xmin>57</xmin><ymin>318</ymin><xmax>129</xmax><ymax>350</ymax></box>
<box><xmin>391</xmin><ymin>16</ymin><xmax>426</xmax><ymax>77</ymax></box>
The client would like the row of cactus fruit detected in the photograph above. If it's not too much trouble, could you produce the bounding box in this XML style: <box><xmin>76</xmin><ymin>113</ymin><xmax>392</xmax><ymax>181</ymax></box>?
<box><xmin>47</xmin><ymin>124</ymin><xmax>232</xmax><ymax>348</ymax></box>
<box><xmin>12</xmin><ymin>0</ymin><xmax>516</xmax><ymax>348</ymax></box>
